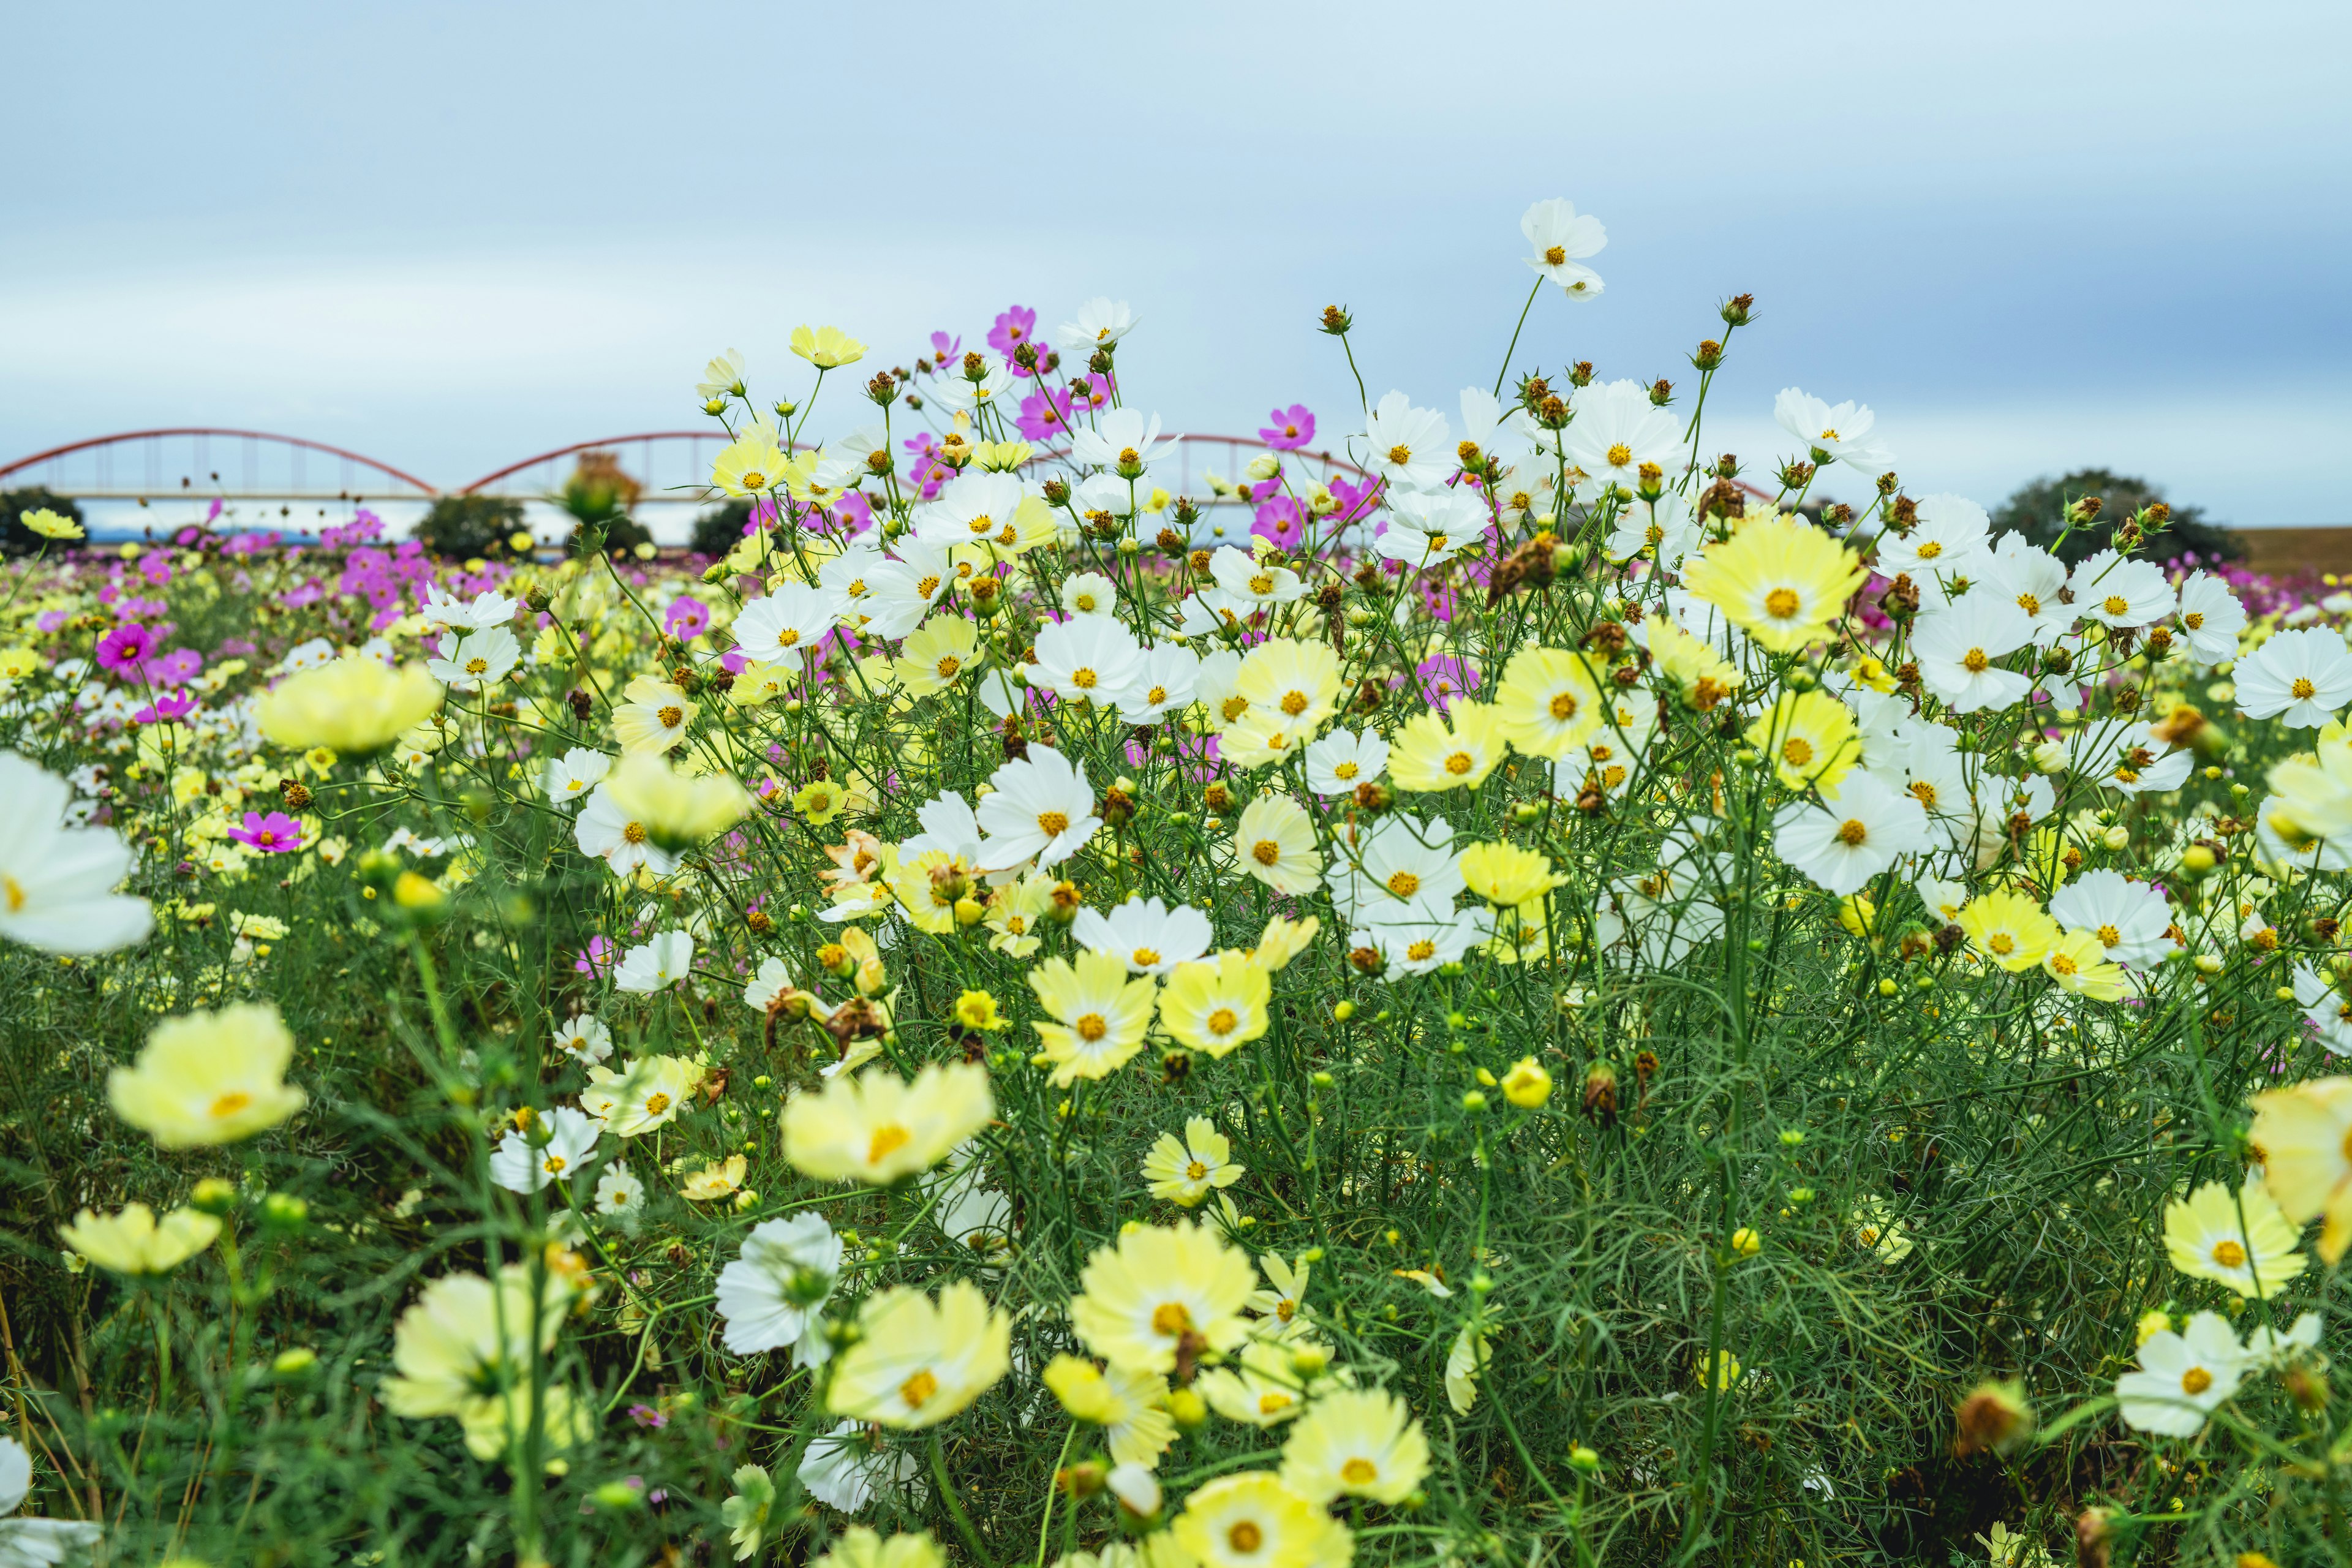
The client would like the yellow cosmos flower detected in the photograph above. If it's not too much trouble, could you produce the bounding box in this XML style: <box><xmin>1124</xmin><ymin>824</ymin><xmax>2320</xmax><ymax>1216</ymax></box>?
<box><xmin>59</xmin><ymin>1203</ymin><xmax>221</xmax><ymax>1275</ymax></box>
<box><xmin>1142</xmin><ymin>1116</ymin><xmax>1245</xmax><ymax>1205</ymax></box>
<box><xmin>1278</xmin><ymin>1386</ymin><xmax>1431</xmax><ymax>1505</ymax></box>
<box><xmin>1955</xmin><ymin>889</ymin><xmax>2060</xmax><ymax>973</ymax></box>
<box><xmin>20</xmin><ymin>507</ymin><xmax>83</xmax><ymax>540</ymax></box>
<box><xmin>1500</xmin><ymin>1057</ymin><xmax>1553</xmax><ymax>1108</ymax></box>
<box><xmin>2041</xmin><ymin>927</ymin><xmax>2128</xmax><ymax>1000</ymax></box>
<box><xmin>1043</xmin><ymin>1354</ymin><xmax>1178</xmax><ymax>1468</ymax></box>
<box><xmin>1645</xmin><ymin>620</ymin><xmax>1743</xmax><ymax>710</ymax></box>
<box><xmin>1492</xmin><ymin>644</ymin><xmax>1604</xmax><ymax>760</ymax></box>
<box><xmin>826</xmin><ymin>1280</ymin><xmax>1010</xmax><ymax>1428</ymax></box>
<box><xmin>1683</xmin><ymin>513</ymin><xmax>1866</xmax><ymax>652</ymax></box>
<box><xmin>1230</xmin><ymin>794</ymin><xmax>1321</xmax><ymax>897</ymax></box>
<box><xmin>257</xmin><ymin>657</ymin><xmax>443</xmax><ymax>754</ymax></box>
<box><xmin>712</xmin><ymin>432</ymin><xmax>790</xmax><ymax>497</ymax></box>
<box><xmin>792</xmin><ymin>778</ymin><xmax>846</xmax><ymax>826</ymax></box>
<box><xmin>380</xmin><ymin>1264</ymin><xmax>586</xmax><ymax>1459</ymax></box>
<box><xmin>1172</xmin><ymin>1471</ymin><xmax>1349</xmax><ymax>1568</ymax></box>
<box><xmin>895</xmin><ymin>616</ymin><xmax>981</xmax><ymax>698</ymax></box>
<box><xmin>108</xmin><ymin>1002</ymin><xmax>307</xmax><ymax>1148</ymax></box>
<box><xmin>2250</xmin><ymin>1076</ymin><xmax>2352</xmax><ymax>1262</ymax></box>
<box><xmin>1069</xmin><ymin>1221</ymin><xmax>1259</xmax><ymax>1375</ymax></box>
<box><xmin>611</xmin><ymin>674</ymin><xmax>698</xmax><ymax>755</ymax></box>
<box><xmin>1743</xmin><ymin>690</ymin><xmax>1860</xmax><ymax>793</ymax></box>
<box><xmin>1390</xmin><ymin>702</ymin><xmax>1507</xmax><ymax>793</ymax></box>
<box><xmin>791</xmin><ymin>324</ymin><xmax>867</xmax><ymax>369</ymax></box>
<box><xmin>1458</xmin><ymin>842</ymin><xmax>1566</xmax><ymax>907</ymax></box>
<box><xmin>815</xmin><ymin>1529</ymin><xmax>944</xmax><ymax>1568</ymax></box>
<box><xmin>1028</xmin><ymin>949</ymin><xmax>1159</xmax><ymax>1085</ymax></box>
<box><xmin>2163</xmin><ymin>1177</ymin><xmax>2307</xmax><ymax>1297</ymax></box>
<box><xmin>1234</xmin><ymin>639</ymin><xmax>1343</xmax><ymax>733</ymax></box>
<box><xmin>780</xmin><ymin>1061</ymin><xmax>995</xmax><ymax>1185</ymax></box>
<box><xmin>1159</xmin><ymin>951</ymin><xmax>1272</xmax><ymax>1058</ymax></box>
<box><xmin>680</xmin><ymin>1154</ymin><xmax>748</xmax><ymax>1201</ymax></box>
<box><xmin>581</xmin><ymin>1054</ymin><xmax>700</xmax><ymax>1137</ymax></box>
<box><xmin>1253</xmin><ymin>914</ymin><xmax>1321</xmax><ymax>970</ymax></box>
<box><xmin>606</xmin><ymin>752</ymin><xmax>750</xmax><ymax>850</ymax></box>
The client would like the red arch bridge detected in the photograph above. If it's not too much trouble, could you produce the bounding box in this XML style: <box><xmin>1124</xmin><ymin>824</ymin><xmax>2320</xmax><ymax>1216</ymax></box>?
<box><xmin>0</xmin><ymin>429</ymin><xmax>1371</xmax><ymax>538</ymax></box>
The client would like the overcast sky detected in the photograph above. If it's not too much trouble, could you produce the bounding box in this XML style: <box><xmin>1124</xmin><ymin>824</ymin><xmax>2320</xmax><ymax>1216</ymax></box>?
<box><xmin>6</xmin><ymin>1</ymin><xmax>2348</xmax><ymax>528</ymax></box>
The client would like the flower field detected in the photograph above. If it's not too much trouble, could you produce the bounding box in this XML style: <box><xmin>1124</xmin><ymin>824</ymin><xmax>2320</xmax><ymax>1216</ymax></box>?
<box><xmin>4</xmin><ymin>198</ymin><xmax>2350</xmax><ymax>1567</ymax></box>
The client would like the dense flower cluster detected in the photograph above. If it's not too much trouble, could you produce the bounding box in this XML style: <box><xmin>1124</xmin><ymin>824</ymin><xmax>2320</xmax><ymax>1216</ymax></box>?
<box><xmin>4</xmin><ymin>198</ymin><xmax>2350</xmax><ymax>1567</ymax></box>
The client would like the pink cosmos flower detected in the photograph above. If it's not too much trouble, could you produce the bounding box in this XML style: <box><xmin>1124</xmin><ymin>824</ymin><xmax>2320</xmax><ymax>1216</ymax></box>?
<box><xmin>988</xmin><ymin>306</ymin><xmax>1038</xmax><ymax>366</ymax></box>
<box><xmin>1253</xmin><ymin>496</ymin><xmax>1305</xmax><ymax>552</ymax></box>
<box><xmin>133</xmin><ymin>692</ymin><xmax>198</xmax><ymax>725</ymax></box>
<box><xmin>228</xmin><ymin>811</ymin><xmax>305</xmax><ymax>853</ymax></box>
<box><xmin>1016</xmin><ymin>385</ymin><xmax>1072</xmax><ymax>443</ymax></box>
<box><xmin>927</xmin><ymin>330</ymin><xmax>961</xmax><ymax>364</ymax></box>
<box><xmin>96</xmin><ymin>623</ymin><xmax>157</xmax><ymax>674</ymax></box>
<box><xmin>664</xmin><ymin>597</ymin><xmax>711</xmax><ymax>639</ymax></box>
<box><xmin>1417</xmin><ymin>654</ymin><xmax>1480</xmax><ymax>711</ymax></box>
<box><xmin>1259</xmin><ymin>405</ymin><xmax>1316</xmax><ymax>451</ymax></box>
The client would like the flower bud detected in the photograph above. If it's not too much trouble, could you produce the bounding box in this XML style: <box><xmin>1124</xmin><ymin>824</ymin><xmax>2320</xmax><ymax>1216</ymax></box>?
<box><xmin>1729</xmin><ymin>1227</ymin><xmax>1762</xmax><ymax>1257</ymax></box>
<box><xmin>1568</xmin><ymin>1445</ymin><xmax>1602</xmax><ymax>1475</ymax></box>
<box><xmin>2030</xmin><ymin>741</ymin><xmax>2068</xmax><ymax>775</ymax></box>
<box><xmin>262</xmin><ymin>1192</ymin><xmax>309</xmax><ymax>1231</ymax></box>
<box><xmin>1501</xmin><ymin>1057</ymin><xmax>1552</xmax><ymax>1108</ymax></box>
<box><xmin>1245</xmin><ymin>454</ymin><xmax>1280</xmax><ymax>482</ymax></box>
<box><xmin>1109</xmin><ymin>1461</ymin><xmax>1163</xmax><ymax>1518</ymax></box>
<box><xmin>271</xmin><ymin>1346</ymin><xmax>318</xmax><ymax>1380</ymax></box>
<box><xmin>1719</xmin><ymin>294</ymin><xmax>1754</xmax><ymax>328</ymax></box>
<box><xmin>190</xmin><ymin>1177</ymin><xmax>238</xmax><ymax>1215</ymax></box>
<box><xmin>1953</xmin><ymin>1378</ymin><xmax>2034</xmax><ymax>1457</ymax></box>
<box><xmin>1166</xmin><ymin>1387</ymin><xmax>1208</xmax><ymax>1428</ymax></box>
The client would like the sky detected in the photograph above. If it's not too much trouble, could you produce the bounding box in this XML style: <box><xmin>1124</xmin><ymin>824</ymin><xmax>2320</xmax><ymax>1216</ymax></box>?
<box><xmin>5</xmin><ymin>0</ymin><xmax>2350</xmax><ymax>533</ymax></box>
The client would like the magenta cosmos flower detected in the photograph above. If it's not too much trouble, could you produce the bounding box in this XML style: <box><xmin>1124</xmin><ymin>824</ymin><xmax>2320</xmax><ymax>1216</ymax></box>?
<box><xmin>228</xmin><ymin>811</ymin><xmax>306</xmax><ymax>853</ymax></box>
<box><xmin>988</xmin><ymin>306</ymin><xmax>1038</xmax><ymax>364</ymax></box>
<box><xmin>664</xmin><ymin>597</ymin><xmax>711</xmax><ymax>639</ymax></box>
<box><xmin>95</xmin><ymin>623</ymin><xmax>157</xmax><ymax>675</ymax></box>
<box><xmin>1259</xmin><ymin>404</ymin><xmax>1316</xmax><ymax>450</ymax></box>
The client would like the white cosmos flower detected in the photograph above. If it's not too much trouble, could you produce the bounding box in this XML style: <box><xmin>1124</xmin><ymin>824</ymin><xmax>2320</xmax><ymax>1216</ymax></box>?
<box><xmin>929</xmin><ymin>356</ymin><xmax>1016</xmax><ymax>415</ymax></box>
<box><xmin>0</xmin><ymin>752</ymin><xmax>153</xmax><ymax>957</ymax></box>
<box><xmin>541</xmin><ymin>747</ymin><xmax>612</xmax><ymax>806</ymax></box>
<box><xmin>1325</xmin><ymin>814</ymin><xmax>1463</xmax><ymax>927</ymax></box>
<box><xmin>1073</xmin><ymin>894</ymin><xmax>1213</xmax><ymax>976</ymax></box>
<box><xmin>2234</xmin><ymin>627</ymin><xmax>2352</xmax><ymax>728</ymax></box>
<box><xmin>1071</xmin><ymin>408</ymin><xmax>1178</xmax><ymax>474</ymax></box>
<box><xmin>1305</xmin><ymin>728</ymin><xmax>1390</xmax><ymax>796</ymax></box>
<box><xmin>2070</xmin><ymin>548</ymin><xmax>2176</xmax><ymax>630</ymax></box>
<box><xmin>1363</xmin><ymin>391</ymin><xmax>1452</xmax><ymax>494</ymax></box>
<box><xmin>1986</xmin><ymin>533</ymin><xmax>2075</xmax><ymax>646</ymax></box>
<box><xmin>1357</xmin><ymin>905</ymin><xmax>1491</xmax><ymax>976</ymax></box>
<box><xmin>489</xmin><ymin>1106</ymin><xmax>602</xmax><ymax>1194</ymax></box>
<box><xmin>1771</xmin><ymin>768</ymin><xmax>1932</xmax><ymax>895</ymax></box>
<box><xmin>1604</xmin><ymin>494</ymin><xmax>1703</xmax><ymax>570</ymax></box>
<box><xmin>2175</xmin><ymin>570</ymin><xmax>2247</xmax><ymax>664</ymax></box>
<box><xmin>2114</xmin><ymin>1311</ymin><xmax>2245</xmax><ymax>1436</ymax></box>
<box><xmin>1178</xmin><ymin>586</ymin><xmax>1256</xmax><ymax>638</ymax></box>
<box><xmin>594</xmin><ymin>1159</ymin><xmax>644</xmax><ymax>1223</ymax></box>
<box><xmin>426</xmin><ymin>627</ymin><xmax>520</xmax><ymax>692</ymax></box>
<box><xmin>975</xmin><ymin>745</ymin><xmax>1102</xmax><ymax>873</ymax></box>
<box><xmin>914</xmin><ymin>471</ymin><xmax>1031</xmax><ymax>552</ymax></box>
<box><xmin>1520</xmin><ymin>197</ymin><xmax>1606</xmax><ymax>296</ymax></box>
<box><xmin>614</xmin><ymin>930</ymin><xmax>695</xmax><ymax>993</ymax></box>
<box><xmin>1062</xmin><ymin>571</ymin><xmax>1120</xmax><ymax>618</ymax></box>
<box><xmin>1377</xmin><ymin>488</ymin><xmax>1488</xmax><ymax>568</ymax></box>
<box><xmin>715</xmin><ymin>1212</ymin><xmax>842</xmax><ymax>1362</ymax></box>
<box><xmin>552</xmin><ymin>1014</ymin><xmax>614</xmax><ymax>1065</ymax></box>
<box><xmin>799</xmin><ymin>1420</ymin><xmax>924</xmax><ymax>1514</ymax></box>
<box><xmin>1117</xmin><ymin>643</ymin><xmax>1202</xmax><ymax>725</ymax></box>
<box><xmin>574</xmin><ymin>784</ymin><xmax>680</xmax><ymax>880</ymax></box>
<box><xmin>1564</xmin><ymin>380</ymin><xmax>1689</xmax><ymax>496</ymax></box>
<box><xmin>1209</xmin><ymin>545</ymin><xmax>1308</xmax><ymax>608</ymax></box>
<box><xmin>419</xmin><ymin>585</ymin><xmax>521</xmax><ymax>633</ymax></box>
<box><xmin>0</xmin><ymin>1436</ymin><xmax>100</xmax><ymax>1563</ymax></box>
<box><xmin>2048</xmin><ymin>870</ymin><xmax>2173</xmax><ymax>968</ymax></box>
<box><xmin>1877</xmin><ymin>494</ymin><xmax>1992</xmax><ymax>603</ymax></box>
<box><xmin>2293</xmin><ymin>963</ymin><xmax>2352</xmax><ymax>1054</ymax></box>
<box><xmin>862</xmin><ymin>540</ymin><xmax>962</xmax><ymax>641</ymax></box>
<box><xmin>1055</xmin><ymin>296</ymin><xmax>1136</xmax><ymax>356</ymax></box>
<box><xmin>1912</xmin><ymin>600</ymin><xmax>2036</xmax><ymax>713</ymax></box>
<box><xmin>1773</xmin><ymin>387</ymin><xmax>1894</xmax><ymax>474</ymax></box>
<box><xmin>1455</xmin><ymin>386</ymin><xmax>1537</xmax><ymax>472</ymax></box>
<box><xmin>821</xmin><ymin>545</ymin><xmax>889</xmax><ymax>630</ymax></box>
<box><xmin>733</xmin><ymin>582</ymin><xmax>844</xmax><ymax>662</ymax></box>
<box><xmin>2067</xmin><ymin>716</ymin><xmax>2193</xmax><ymax>796</ymax></box>
<box><xmin>1031</xmin><ymin>615</ymin><xmax>1144</xmax><ymax>706</ymax></box>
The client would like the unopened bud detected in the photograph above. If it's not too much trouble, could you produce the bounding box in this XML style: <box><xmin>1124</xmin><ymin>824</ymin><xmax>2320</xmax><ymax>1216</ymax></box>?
<box><xmin>1953</xmin><ymin>1378</ymin><xmax>2034</xmax><ymax>1458</ymax></box>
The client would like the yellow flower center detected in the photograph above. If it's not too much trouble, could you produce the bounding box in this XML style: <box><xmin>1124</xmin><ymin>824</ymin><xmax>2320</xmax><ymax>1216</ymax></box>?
<box><xmin>542</xmin><ymin>1154</ymin><xmax>567</xmax><ymax>1174</ymax></box>
<box><xmin>1917</xmin><ymin>540</ymin><xmax>1942</xmax><ymax>559</ymax></box>
<box><xmin>1819</xmin><ymin>427</ymin><xmax>1840</xmax><ymax>441</ymax></box>
<box><xmin>1990</xmin><ymin>933</ymin><xmax>2015</xmax><ymax>956</ymax></box>
<box><xmin>1221</xmin><ymin>695</ymin><xmax>1250</xmax><ymax>722</ymax></box>
<box><xmin>644</xmin><ymin>1093</ymin><xmax>671</xmax><ymax>1117</ymax></box>
<box><xmin>1208</xmin><ymin>1007</ymin><xmax>1238</xmax><ymax>1036</ymax></box>
<box><xmin>1152</xmin><ymin>1301</ymin><xmax>1194</xmax><ymax>1336</ymax></box>
<box><xmin>967</xmin><ymin>513</ymin><xmax>994</xmax><ymax>535</ymax></box>
<box><xmin>1186</xmin><ymin>1159</ymin><xmax>1208</xmax><ymax>1180</ymax></box>
<box><xmin>466</xmin><ymin>657</ymin><xmax>488</xmax><ymax>675</ymax></box>
<box><xmin>1253</xmin><ymin>840</ymin><xmax>1281</xmax><ymax>867</ymax></box>
<box><xmin>209</xmin><ymin>1090</ymin><xmax>252</xmax><ymax>1120</ymax></box>
<box><xmin>1341</xmin><ymin>1458</ymin><xmax>1379</xmax><ymax>1485</ymax></box>
<box><xmin>2097</xmin><ymin>923</ymin><xmax>2120</xmax><ymax>945</ymax></box>
<box><xmin>2185</xmin><ymin>610</ymin><xmax>2204</xmax><ymax>628</ymax></box>
<box><xmin>1228</xmin><ymin>1523</ymin><xmax>1264</xmax><ymax>1555</ymax></box>
<box><xmin>1131</xmin><ymin>948</ymin><xmax>1161</xmax><ymax>969</ymax></box>
<box><xmin>1072</xmin><ymin>668</ymin><xmax>1098</xmax><ymax>690</ymax></box>
<box><xmin>1962</xmin><ymin>648</ymin><xmax>1988</xmax><ymax>673</ymax></box>
<box><xmin>1549</xmin><ymin>691</ymin><xmax>1579</xmax><ymax>722</ymax></box>
<box><xmin>1038</xmin><ymin>810</ymin><xmax>1070</xmax><ymax>837</ymax></box>
<box><xmin>1280</xmin><ymin>690</ymin><xmax>1310</xmax><ymax>716</ymax></box>
<box><xmin>0</xmin><ymin>876</ymin><xmax>20</xmax><ymax>913</ymax></box>
<box><xmin>1783</xmin><ymin>737</ymin><xmax>1814</xmax><ymax>767</ymax></box>
<box><xmin>1408</xmin><ymin>939</ymin><xmax>1436</xmax><ymax>961</ymax></box>
<box><xmin>1835</xmin><ymin>818</ymin><xmax>1868</xmax><ymax>846</ymax></box>
<box><xmin>937</xmin><ymin>655</ymin><xmax>962</xmax><ymax>678</ymax></box>
<box><xmin>2101</xmin><ymin>594</ymin><xmax>2128</xmax><ymax>615</ymax></box>
<box><xmin>1334</xmin><ymin>761</ymin><xmax>1359</xmax><ymax>780</ymax></box>
<box><xmin>900</xmin><ymin>1369</ymin><xmax>940</xmax><ymax>1408</ymax></box>
<box><xmin>1911</xmin><ymin>782</ymin><xmax>1938</xmax><ymax>810</ymax></box>
<box><xmin>918</xmin><ymin>574</ymin><xmax>942</xmax><ymax>597</ymax></box>
<box><xmin>622</xmin><ymin>822</ymin><xmax>647</xmax><ymax>844</ymax></box>
<box><xmin>1250</xmin><ymin>574</ymin><xmax>1275</xmax><ymax>595</ymax></box>
<box><xmin>1076</xmin><ymin>1012</ymin><xmax>1109</xmax><ymax>1042</ymax></box>
<box><xmin>867</xmin><ymin>1123</ymin><xmax>911</xmax><ymax>1163</ymax></box>
<box><xmin>1387</xmin><ymin>870</ymin><xmax>1422</xmax><ymax>898</ymax></box>
<box><xmin>1544</xmin><ymin>244</ymin><xmax>1566</xmax><ymax>265</ymax></box>
<box><xmin>2049</xmin><ymin>952</ymin><xmax>2078</xmax><ymax>976</ymax></box>
<box><xmin>658</xmin><ymin>705</ymin><xmax>684</xmax><ymax>728</ymax></box>
<box><xmin>2212</xmin><ymin>1240</ymin><xmax>2247</xmax><ymax>1268</ymax></box>
<box><xmin>741</xmin><ymin>470</ymin><xmax>767</xmax><ymax>491</ymax></box>
<box><xmin>1387</xmin><ymin>445</ymin><xmax>1412</xmax><ymax>467</ymax></box>
<box><xmin>2180</xmin><ymin>1366</ymin><xmax>2212</xmax><ymax>1396</ymax></box>
<box><xmin>2293</xmin><ymin>677</ymin><xmax>2318</xmax><ymax>699</ymax></box>
<box><xmin>1605</xmin><ymin>443</ymin><xmax>1632</xmax><ymax>467</ymax></box>
<box><xmin>1764</xmin><ymin>587</ymin><xmax>1801</xmax><ymax>620</ymax></box>
<box><xmin>1445</xmin><ymin>750</ymin><xmax>1474</xmax><ymax>775</ymax></box>
<box><xmin>1258</xmin><ymin>1392</ymin><xmax>1294</xmax><ymax>1415</ymax></box>
<box><xmin>2018</xmin><ymin>592</ymin><xmax>2041</xmax><ymax>615</ymax></box>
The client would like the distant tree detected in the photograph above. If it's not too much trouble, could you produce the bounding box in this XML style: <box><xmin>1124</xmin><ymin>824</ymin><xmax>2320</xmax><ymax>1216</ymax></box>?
<box><xmin>691</xmin><ymin>498</ymin><xmax>755</xmax><ymax>560</ymax></box>
<box><xmin>1989</xmin><ymin>467</ymin><xmax>2239</xmax><ymax>567</ymax></box>
<box><xmin>554</xmin><ymin>451</ymin><xmax>652</xmax><ymax>554</ymax></box>
<box><xmin>0</xmin><ymin>488</ymin><xmax>86</xmax><ymax>557</ymax></box>
<box><xmin>417</xmin><ymin>494</ymin><xmax>526</xmax><ymax>560</ymax></box>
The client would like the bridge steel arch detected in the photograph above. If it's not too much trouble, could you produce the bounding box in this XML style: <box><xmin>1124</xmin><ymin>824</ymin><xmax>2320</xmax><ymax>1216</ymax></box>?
<box><xmin>0</xmin><ymin>428</ymin><xmax>438</xmax><ymax>503</ymax></box>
